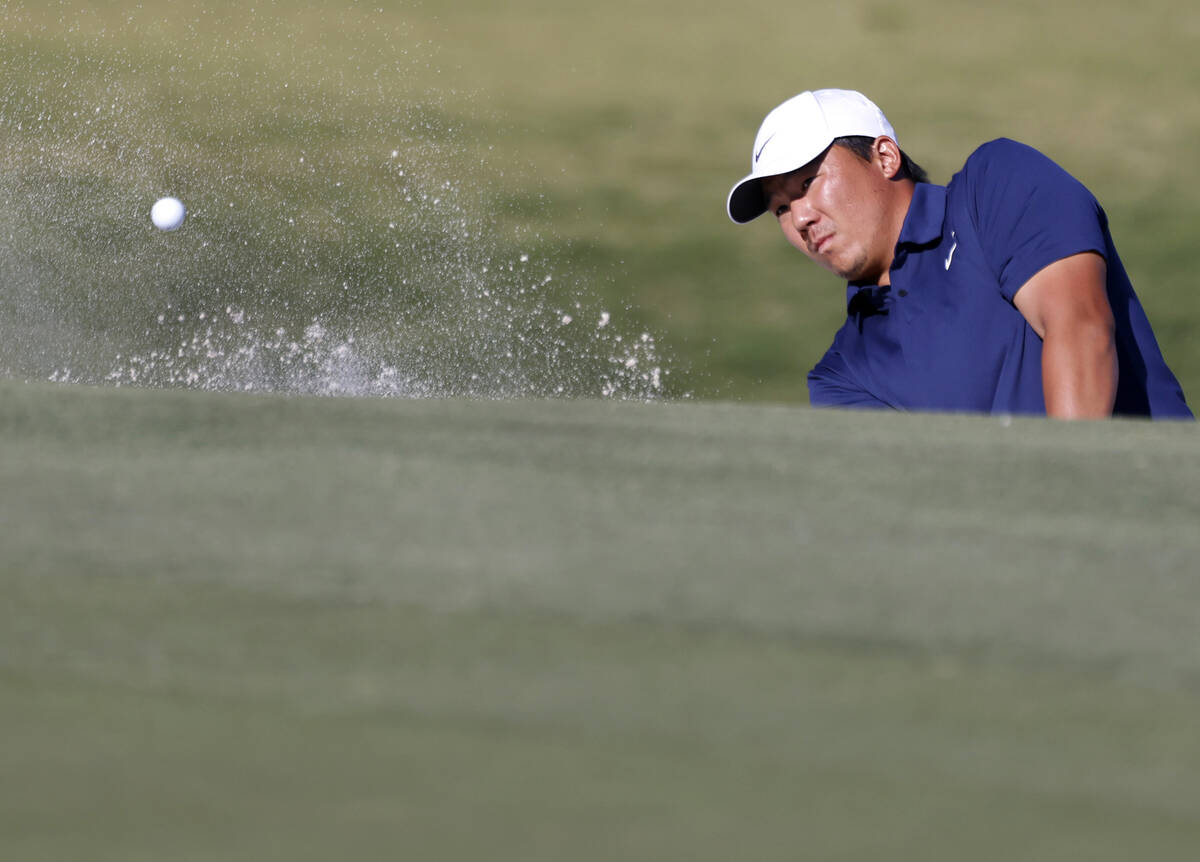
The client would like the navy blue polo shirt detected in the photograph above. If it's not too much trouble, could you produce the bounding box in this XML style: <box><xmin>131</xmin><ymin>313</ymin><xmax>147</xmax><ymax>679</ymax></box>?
<box><xmin>807</xmin><ymin>138</ymin><xmax>1192</xmax><ymax>418</ymax></box>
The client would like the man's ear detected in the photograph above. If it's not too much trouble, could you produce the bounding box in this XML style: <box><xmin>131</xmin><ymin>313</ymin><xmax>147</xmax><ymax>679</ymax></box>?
<box><xmin>874</xmin><ymin>137</ymin><xmax>903</xmax><ymax>180</ymax></box>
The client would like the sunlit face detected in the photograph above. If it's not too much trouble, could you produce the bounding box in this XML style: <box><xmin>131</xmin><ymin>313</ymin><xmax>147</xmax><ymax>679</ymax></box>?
<box><xmin>761</xmin><ymin>141</ymin><xmax>904</xmax><ymax>286</ymax></box>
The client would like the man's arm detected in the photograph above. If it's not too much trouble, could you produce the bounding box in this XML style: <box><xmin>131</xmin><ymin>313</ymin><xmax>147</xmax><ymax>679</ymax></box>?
<box><xmin>808</xmin><ymin>350</ymin><xmax>891</xmax><ymax>409</ymax></box>
<box><xmin>1011</xmin><ymin>251</ymin><xmax>1117</xmax><ymax>419</ymax></box>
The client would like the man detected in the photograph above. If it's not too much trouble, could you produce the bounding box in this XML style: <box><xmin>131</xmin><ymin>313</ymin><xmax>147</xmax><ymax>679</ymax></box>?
<box><xmin>727</xmin><ymin>89</ymin><xmax>1192</xmax><ymax>419</ymax></box>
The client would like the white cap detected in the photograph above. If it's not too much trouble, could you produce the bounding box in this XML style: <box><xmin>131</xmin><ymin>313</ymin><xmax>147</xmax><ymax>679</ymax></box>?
<box><xmin>726</xmin><ymin>89</ymin><xmax>897</xmax><ymax>224</ymax></box>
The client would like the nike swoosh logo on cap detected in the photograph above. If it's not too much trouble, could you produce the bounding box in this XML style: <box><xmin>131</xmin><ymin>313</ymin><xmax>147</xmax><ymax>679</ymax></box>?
<box><xmin>755</xmin><ymin>132</ymin><xmax>777</xmax><ymax>164</ymax></box>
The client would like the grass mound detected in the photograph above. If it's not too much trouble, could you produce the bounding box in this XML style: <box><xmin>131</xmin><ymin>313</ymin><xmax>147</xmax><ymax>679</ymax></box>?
<box><xmin>3</xmin><ymin>380</ymin><xmax>1198</xmax><ymax>859</ymax></box>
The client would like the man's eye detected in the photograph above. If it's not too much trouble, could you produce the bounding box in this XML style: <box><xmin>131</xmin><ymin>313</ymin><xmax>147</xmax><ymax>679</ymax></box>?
<box><xmin>774</xmin><ymin>204</ymin><xmax>788</xmax><ymax>217</ymax></box>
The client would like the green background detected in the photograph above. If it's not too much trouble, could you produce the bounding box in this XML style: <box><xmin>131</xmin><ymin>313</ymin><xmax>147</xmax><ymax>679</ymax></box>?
<box><xmin>2</xmin><ymin>0</ymin><xmax>1198</xmax><ymax>402</ymax></box>
<box><xmin>3</xmin><ymin>3</ymin><xmax>1200</xmax><ymax>859</ymax></box>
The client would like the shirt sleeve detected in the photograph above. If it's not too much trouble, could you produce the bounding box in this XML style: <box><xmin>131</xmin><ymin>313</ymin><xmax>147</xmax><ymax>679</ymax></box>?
<box><xmin>963</xmin><ymin>139</ymin><xmax>1109</xmax><ymax>303</ymax></box>
<box><xmin>808</xmin><ymin>350</ymin><xmax>891</xmax><ymax>409</ymax></box>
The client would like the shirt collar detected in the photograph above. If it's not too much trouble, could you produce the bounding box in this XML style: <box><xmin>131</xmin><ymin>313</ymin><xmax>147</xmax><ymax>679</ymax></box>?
<box><xmin>896</xmin><ymin>182</ymin><xmax>948</xmax><ymax>248</ymax></box>
<box><xmin>844</xmin><ymin>183</ymin><xmax>949</xmax><ymax>299</ymax></box>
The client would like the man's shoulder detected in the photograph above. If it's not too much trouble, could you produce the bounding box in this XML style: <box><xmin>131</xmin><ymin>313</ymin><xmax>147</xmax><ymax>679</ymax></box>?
<box><xmin>949</xmin><ymin>138</ymin><xmax>1094</xmax><ymax>209</ymax></box>
<box><xmin>956</xmin><ymin>138</ymin><xmax>1062</xmax><ymax>179</ymax></box>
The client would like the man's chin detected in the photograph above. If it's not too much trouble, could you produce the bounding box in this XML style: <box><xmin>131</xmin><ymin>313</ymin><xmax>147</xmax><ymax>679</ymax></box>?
<box><xmin>828</xmin><ymin>261</ymin><xmax>864</xmax><ymax>281</ymax></box>
<box><xmin>830</xmin><ymin>256</ymin><xmax>878</xmax><ymax>284</ymax></box>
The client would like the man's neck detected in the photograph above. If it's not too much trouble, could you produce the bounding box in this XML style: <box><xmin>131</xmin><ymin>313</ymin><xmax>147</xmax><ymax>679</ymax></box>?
<box><xmin>865</xmin><ymin>180</ymin><xmax>917</xmax><ymax>288</ymax></box>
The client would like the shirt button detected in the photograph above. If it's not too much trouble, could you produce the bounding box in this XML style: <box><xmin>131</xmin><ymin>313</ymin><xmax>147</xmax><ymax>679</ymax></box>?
<box><xmin>898</xmin><ymin>289</ymin><xmax>909</xmax><ymax>297</ymax></box>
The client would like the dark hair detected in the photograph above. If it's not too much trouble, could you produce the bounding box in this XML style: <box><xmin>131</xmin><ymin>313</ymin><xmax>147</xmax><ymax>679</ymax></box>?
<box><xmin>833</xmin><ymin>135</ymin><xmax>929</xmax><ymax>184</ymax></box>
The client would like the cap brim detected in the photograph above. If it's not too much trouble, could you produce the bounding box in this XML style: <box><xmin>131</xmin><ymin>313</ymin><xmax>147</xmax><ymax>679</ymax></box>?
<box><xmin>727</xmin><ymin>174</ymin><xmax>767</xmax><ymax>224</ymax></box>
<box><xmin>726</xmin><ymin>139</ymin><xmax>830</xmax><ymax>224</ymax></box>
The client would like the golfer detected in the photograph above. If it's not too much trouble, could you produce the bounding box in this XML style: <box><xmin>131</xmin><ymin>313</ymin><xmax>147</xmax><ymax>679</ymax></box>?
<box><xmin>727</xmin><ymin>89</ymin><xmax>1192</xmax><ymax>419</ymax></box>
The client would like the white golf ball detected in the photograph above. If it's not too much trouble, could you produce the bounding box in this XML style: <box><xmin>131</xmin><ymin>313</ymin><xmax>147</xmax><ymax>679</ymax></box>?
<box><xmin>150</xmin><ymin>197</ymin><xmax>186</xmax><ymax>231</ymax></box>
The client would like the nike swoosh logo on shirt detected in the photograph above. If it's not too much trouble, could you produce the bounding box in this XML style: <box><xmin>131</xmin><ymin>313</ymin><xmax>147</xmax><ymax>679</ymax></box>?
<box><xmin>944</xmin><ymin>232</ymin><xmax>958</xmax><ymax>270</ymax></box>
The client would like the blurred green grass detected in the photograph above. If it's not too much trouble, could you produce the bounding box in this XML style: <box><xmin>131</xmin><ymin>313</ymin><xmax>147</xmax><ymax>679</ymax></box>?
<box><xmin>5</xmin><ymin>9</ymin><xmax>1200</xmax><ymax>857</ymax></box>
<box><xmin>2</xmin><ymin>0</ymin><xmax>1198</xmax><ymax>401</ymax></box>
<box><xmin>3</xmin><ymin>379</ymin><xmax>1200</xmax><ymax>860</ymax></box>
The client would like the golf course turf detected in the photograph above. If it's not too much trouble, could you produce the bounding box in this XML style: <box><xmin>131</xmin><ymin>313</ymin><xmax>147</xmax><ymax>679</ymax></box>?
<box><xmin>3</xmin><ymin>380</ymin><xmax>1198</xmax><ymax>860</ymax></box>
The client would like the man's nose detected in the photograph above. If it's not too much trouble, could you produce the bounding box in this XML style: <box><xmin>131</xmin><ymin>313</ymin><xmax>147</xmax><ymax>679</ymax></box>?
<box><xmin>788</xmin><ymin>199</ymin><xmax>814</xmax><ymax>233</ymax></box>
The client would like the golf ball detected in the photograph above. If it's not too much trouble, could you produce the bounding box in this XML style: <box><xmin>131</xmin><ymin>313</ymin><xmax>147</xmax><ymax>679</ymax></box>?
<box><xmin>151</xmin><ymin>197</ymin><xmax>186</xmax><ymax>231</ymax></box>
